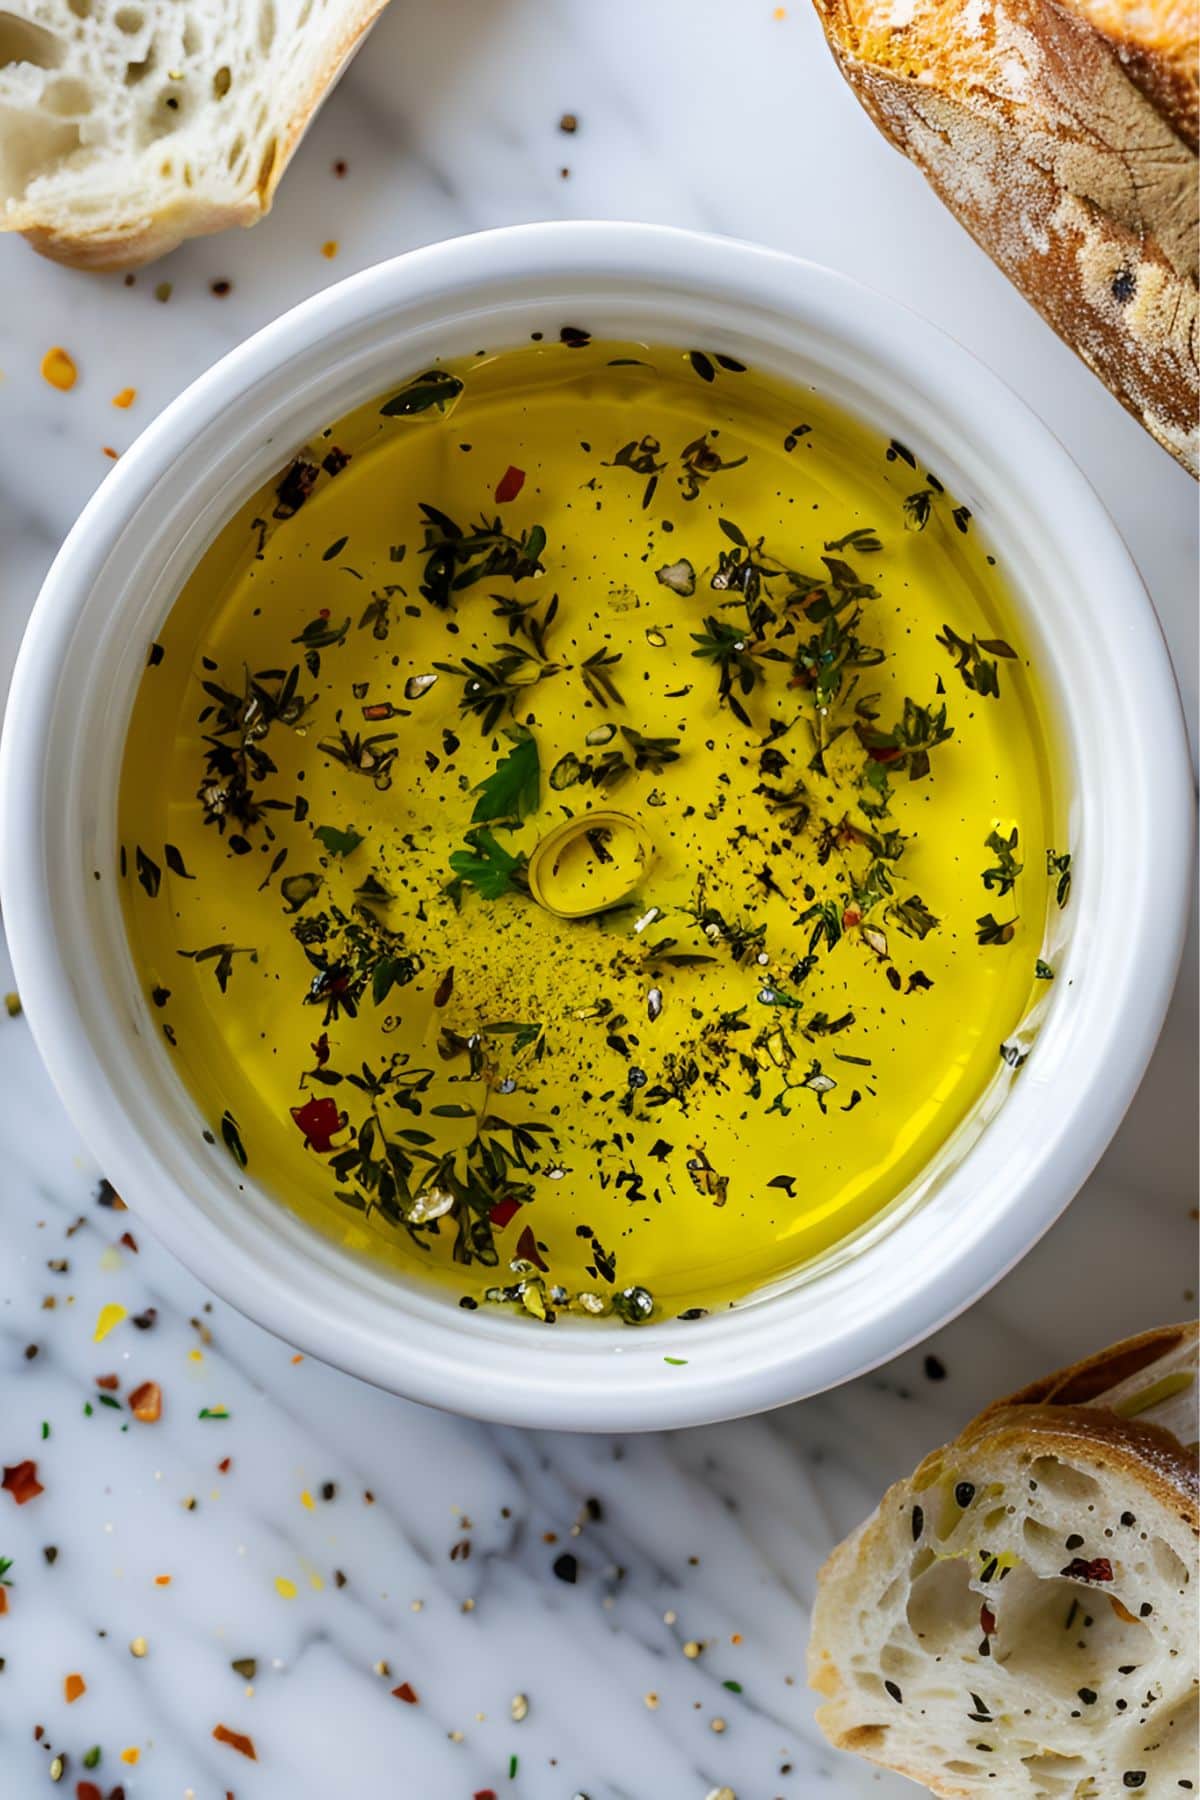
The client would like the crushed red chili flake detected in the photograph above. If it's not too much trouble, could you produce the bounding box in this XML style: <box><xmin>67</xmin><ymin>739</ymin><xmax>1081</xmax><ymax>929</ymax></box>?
<box><xmin>979</xmin><ymin>1603</ymin><xmax>997</xmax><ymax>1636</ymax></box>
<box><xmin>391</xmin><ymin>1681</ymin><xmax>418</xmax><ymax>1703</ymax></box>
<box><xmin>322</xmin><ymin>446</ymin><xmax>351</xmax><ymax>478</ymax></box>
<box><xmin>474</xmin><ymin>1791</ymin><xmax>498</xmax><ymax>1800</ymax></box>
<box><xmin>217</xmin><ymin>1458</ymin><xmax>232</xmax><ymax>1474</ymax></box>
<box><xmin>212</xmin><ymin>1724</ymin><xmax>257</xmax><ymax>1760</ymax></box>
<box><xmin>290</xmin><ymin>1095</ymin><xmax>343</xmax><ymax>1152</ymax></box>
<box><xmin>120</xmin><ymin>1232</ymin><xmax>138</xmax><ymax>1253</ymax></box>
<box><xmin>129</xmin><ymin>1381</ymin><xmax>162</xmax><ymax>1423</ymax></box>
<box><xmin>95</xmin><ymin>1374</ymin><xmax>120</xmax><ymax>1392</ymax></box>
<box><xmin>1061</xmin><ymin>1556</ymin><xmax>1114</xmax><ymax>1583</ymax></box>
<box><xmin>515</xmin><ymin>1224</ymin><xmax>547</xmax><ymax>1271</ymax></box>
<box><xmin>76</xmin><ymin>1783</ymin><xmax>102</xmax><ymax>1800</ymax></box>
<box><xmin>2</xmin><ymin>1461</ymin><xmax>44</xmax><ymax>1505</ymax></box>
<box><xmin>494</xmin><ymin>464</ymin><xmax>526</xmax><ymax>504</ymax></box>
<box><xmin>488</xmin><ymin>1197</ymin><xmax>522</xmax><ymax>1231</ymax></box>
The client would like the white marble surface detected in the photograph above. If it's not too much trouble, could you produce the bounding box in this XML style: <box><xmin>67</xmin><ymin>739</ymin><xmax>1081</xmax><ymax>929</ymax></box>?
<box><xmin>0</xmin><ymin>1</ymin><xmax>1195</xmax><ymax>1795</ymax></box>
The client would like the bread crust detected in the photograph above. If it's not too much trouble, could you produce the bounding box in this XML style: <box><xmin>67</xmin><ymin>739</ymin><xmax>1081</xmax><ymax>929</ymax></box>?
<box><xmin>809</xmin><ymin>1321</ymin><xmax>1200</xmax><ymax>1795</ymax></box>
<box><xmin>8</xmin><ymin>2</ymin><xmax>388</xmax><ymax>272</ymax></box>
<box><xmin>812</xmin><ymin>0</ymin><xmax>1200</xmax><ymax>474</ymax></box>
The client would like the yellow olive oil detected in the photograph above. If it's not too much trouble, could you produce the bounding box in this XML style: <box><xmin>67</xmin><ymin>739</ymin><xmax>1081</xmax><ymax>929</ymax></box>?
<box><xmin>119</xmin><ymin>340</ymin><xmax>1064</xmax><ymax>1325</ymax></box>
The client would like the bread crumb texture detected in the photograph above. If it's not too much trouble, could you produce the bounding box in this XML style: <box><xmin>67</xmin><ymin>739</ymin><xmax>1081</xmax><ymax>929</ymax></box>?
<box><xmin>808</xmin><ymin>1323</ymin><xmax>1200</xmax><ymax>1796</ymax></box>
<box><xmin>0</xmin><ymin>0</ymin><xmax>388</xmax><ymax>269</ymax></box>
<box><xmin>813</xmin><ymin>0</ymin><xmax>1199</xmax><ymax>472</ymax></box>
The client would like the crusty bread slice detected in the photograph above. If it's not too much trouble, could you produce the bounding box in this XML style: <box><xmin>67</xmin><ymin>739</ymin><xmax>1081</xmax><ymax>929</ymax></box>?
<box><xmin>809</xmin><ymin>1323</ymin><xmax>1200</xmax><ymax>1797</ymax></box>
<box><xmin>811</xmin><ymin>0</ymin><xmax>1200</xmax><ymax>475</ymax></box>
<box><xmin>0</xmin><ymin>0</ymin><xmax>389</xmax><ymax>270</ymax></box>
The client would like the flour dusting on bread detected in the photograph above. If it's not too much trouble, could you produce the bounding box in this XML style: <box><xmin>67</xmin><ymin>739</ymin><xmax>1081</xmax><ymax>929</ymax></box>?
<box><xmin>813</xmin><ymin>0</ymin><xmax>1200</xmax><ymax>472</ymax></box>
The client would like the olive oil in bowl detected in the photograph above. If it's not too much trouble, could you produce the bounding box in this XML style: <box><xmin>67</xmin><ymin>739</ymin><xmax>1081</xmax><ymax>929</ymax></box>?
<box><xmin>119</xmin><ymin>340</ymin><xmax>1065</xmax><ymax>1326</ymax></box>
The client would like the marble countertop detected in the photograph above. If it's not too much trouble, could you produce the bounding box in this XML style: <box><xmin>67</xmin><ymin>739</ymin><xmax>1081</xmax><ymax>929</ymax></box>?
<box><xmin>0</xmin><ymin>1</ymin><xmax>1195</xmax><ymax>1795</ymax></box>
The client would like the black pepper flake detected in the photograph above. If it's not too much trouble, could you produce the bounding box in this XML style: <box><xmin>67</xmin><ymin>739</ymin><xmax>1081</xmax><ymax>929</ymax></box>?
<box><xmin>459</xmin><ymin>1295</ymin><xmax>478</xmax><ymax>1310</ymax></box>
<box><xmin>131</xmin><ymin>1308</ymin><xmax>158</xmax><ymax>1331</ymax></box>
<box><xmin>884</xmin><ymin>1679</ymin><xmax>903</xmax><ymax>1704</ymax></box>
<box><xmin>955</xmin><ymin>1482</ymin><xmax>976</xmax><ymax>1508</ymax></box>
<box><xmin>1111</xmin><ymin>269</ymin><xmax>1136</xmax><ymax>304</ymax></box>
<box><xmin>1077</xmin><ymin>1687</ymin><xmax>1097</xmax><ymax>1705</ymax></box>
<box><xmin>1124</xmin><ymin>1775</ymin><xmax>1146</xmax><ymax>1789</ymax></box>
<box><xmin>911</xmin><ymin>1506</ymin><xmax>924</xmax><ymax>1541</ymax></box>
<box><xmin>43</xmin><ymin>1546</ymin><xmax>58</xmax><ymax>1564</ymax></box>
<box><xmin>1119</xmin><ymin>1511</ymin><xmax>1136</xmax><ymax>1527</ymax></box>
<box><xmin>923</xmin><ymin>1354</ymin><xmax>946</xmax><ymax>1381</ymax></box>
<box><xmin>1065</xmin><ymin>1533</ymin><xmax>1084</xmax><ymax>1550</ymax></box>
<box><xmin>552</xmin><ymin>1552</ymin><xmax>578</xmax><ymax>1583</ymax></box>
<box><xmin>147</xmin><ymin>641</ymin><xmax>165</xmax><ymax>667</ymax></box>
<box><xmin>210</xmin><ymin>279</ymin><xmax>232</xmax><ymax>297</ymax></box>
<box><xmin>559</xmin><ymin>325</ymin><xmax>591</xmax><ymax>348</ymax></box>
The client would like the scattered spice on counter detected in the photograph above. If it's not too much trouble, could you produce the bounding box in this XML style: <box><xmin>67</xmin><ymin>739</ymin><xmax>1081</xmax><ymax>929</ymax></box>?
<box><xmin>93</xmin><ymin>1304</ymin><xmax>127</xmax><ymax>1343</ymax></box>
<box><xmin>154</xmin><ymin>282</ymin><xmax>172</xmax><ymax>303</ymax></box>
<box><xmin>64</xmin><ymin>1673</ymin><xmax>87</xmax><ymax>1703</ymax></box>
<box><xmin>392</xmin><ymin>1682</ymin><xmax>419</xmax><ymax>1704</ymax></box>
<box><xmin>332</xmin><ymin>159</ymin><xmax>348</xmax><ymax>177</ymax></box>
<box><xmin>321</xmin><ymin>241</ymin><xmax>339</xmax><ymax>260</ymax></box>
<box><xmin>210</xmin><ymin>280</ymin><xmax>232</xmax><ymax>298</ymax></box>
<box><xmin>112</xmin><ymin>389</ymin><xmax>136</xmax><ymax>410</ymax></box>
<box><xmin>198</xmin><ymin>1407</ymin><xmax>230</xmax><ymax>1420</ymax></box>
<box><xmin>120</xmin><ymin>1748</ymin><xmax>140</xmax><ymax>1765</ymax></box>
<box><xmin>41</xmin><ymin>347</ymin><xmax>78</xmax><ymax>391</ymax></box>
<box><xmin>4</xmin><ymin>992</ymin><xmax>21</xmax><ymax>1017</ymax></box>
<box><xmin>212</xmin><ymin>1724</ymin><xmax>256</xmax><ymax>1760</ymax></box>
<box><xmin>559</xmin><ymin>112</ymin><xmax>578</xmax><ymax>132</ymax></box>
<box><xmin>154</xmin><ymin>1574</ymin><xmax>171</xmax><ymax>1586</ymax></box>
<box><xmin>3</xmin><ymin>1462</ymin><xmax>44</xmax><ymax>1505</ymax></box>
<box><xmin>231</xmin><ymin>1659</ymin><xmax>256</xmax><ymax>1680</ymax></box>
<box><xmin>274</xmin><ymin>1576</ymin><xmax>297</xmax><ymax>1599</ymax></box>
<box><xmin>129</xmin><ymin>1637</ymin><xmax>148</xmax><ymax>1658</ymax></box>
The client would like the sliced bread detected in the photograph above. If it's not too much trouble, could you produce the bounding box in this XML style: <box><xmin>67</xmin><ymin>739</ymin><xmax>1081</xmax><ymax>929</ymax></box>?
<box><xmin>809</xmin><ymin>1322</ymin><xmax>1199</xmax><ymax>1797</ymax></box>
<box><xmin>0</xmin><ymin>0</ymin><xmax>389</xmax><ymax>269</ymax></box>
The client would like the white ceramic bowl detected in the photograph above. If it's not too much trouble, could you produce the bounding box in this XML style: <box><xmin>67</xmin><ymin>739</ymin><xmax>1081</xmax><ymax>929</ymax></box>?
<box><xmin>1</xmin><ymin>223</ymin><xmax>1192</xmax><ymax>1430</ymax></box>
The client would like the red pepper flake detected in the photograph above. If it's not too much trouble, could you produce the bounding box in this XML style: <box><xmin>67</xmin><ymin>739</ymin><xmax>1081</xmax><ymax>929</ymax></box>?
<box><xmin>212</xmin><ymin>1723</ymin><xmax>257</xmax><ymax>1760</ymax></box>
<box><xmin>119</xmin><ymin>1231</ymin><xmax>139</xmax><ymax>1253</ymax></box>
<box><xmin>1060</xmin><ymin>1556</ymin><xmax>1114</xmax><ymax>1583</ymax></box>
<box><xmin>102</xmin><ymin>446</ymin><xmax>119</xmax><ymax>461</ymax></box>
<box><xmin>210</xmin><ymin>279</ymin><xmax>232</xmax><ymax>298</ymax></box>
<box><xmin>217</xmin><ymin>1458</ymin><xmax>232</xmax><ymax>1474</ymax></box>
<box><xmin>979</xmin><ymin>1602</ymin><xmax>996</xmax><ymax>1636</ymax></box>
<box><xmin>64</xmin><ymin>1671</ymin><xmax>87</xmax><ymax>1702</ymax></box>
<box><xmin>76</xmin><ymin>1784</ymin><xmax>102</xmax><ymax>1800</ymax></box>
<box><xmin>2</xmin><ymin>1461</ymin><xmax>43</xmax><ymax>1505</ymax></box>
<box><xmin>391</xmin><ymin>1681</ymin><xmax>418</xmax><ymax>1703</ymax></box>
<box><xmin>474</xmin><ymin>1791</ymin><xmax>498</xmax><ymax>1800</ymax></box>
<box><xmin>95</xmin><ymin>1374</ymin><xmax>120</xmax><ymax>1392</ymax></box>
<box><xmin>494</xmin><ymin>464</ymin><xmax>526</xmax><ymax>504</ymax></box>
<box><xmin>841</xmin><ymin>905</ymin><xmax>862</xmax><ymax>929</ymax></box>
<box><xmin>361</xmin><ymin>702</ymin><xmax>395</xmax><ymax>721</ymax></box>
<box><xmin>0</xmin><ymin>1587</ymin><xmax>8</xmax><ymax>1616</ymax></box>
<box><xmin>290</xmin><ymin>1096</ymin><xmax>343</xmax><ymax>1153</ymax></box>
<box><xmin>332</xmin><ymin>159</ymin><xmax>348</xmax><ymax>177</ymax></box>
<box><xmin>129</xmin><ymin>1380</ymin><xmax>162</xmax><ymax>1423</ymax></box>
<box><xmin>515</xmin><ymin>1224</ymin><xmax>548</xmax><ymax>1271</ymax></box>
<box><xmin>488</xmin><ymin>1197</ymin><xmax>522</xmax><ymax>1231</ymax></box>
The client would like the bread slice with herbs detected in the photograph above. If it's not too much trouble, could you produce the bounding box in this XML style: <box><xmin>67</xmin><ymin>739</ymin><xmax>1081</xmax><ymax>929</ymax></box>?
<box><xmin>811</xmin><ymin>0</ymin><xmax>1200</xmax><ymax>475</ymax></box>
<box><xmin>0</xmin><ymin>0</ymin><xmax>388</xmax><ymax>270</ymax></box>
<box><xmin>809</xmin><ymin>1322</ymin><xmax>1199</xmax><ymax>1797</ymax></box>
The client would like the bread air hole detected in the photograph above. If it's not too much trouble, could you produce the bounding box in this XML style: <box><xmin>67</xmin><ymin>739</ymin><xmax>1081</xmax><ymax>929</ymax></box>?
<box><xmin>1018</xmin><ymin>1749</ymin><xmax>1092</xmax><ymax>1793</ymax></box>
<box><xmin>906</xmin><ymin>1553</ymin><xmax>977</xmax><ymax>1652</ymax></box>
<box><xmin>43</xmin><ymin>77</ymin><xmax>92</xmax><ymax>117</ymax></box>
<box><xmin>1025</xmin><ymin>1456</ymin><xmax>1102</xmax><ymax>1506</ymax></box>
<box><xmin>113</xmin><ymin>6</ymin><xmax>143</xmax><ymax>30</ymax></box>
<box><xmin>991</xmin><ymin>1567</ymin><xmax>1150</xmax><ymax>1697</ymax></box>
<box><xmin>0</xmin><ymin>104</ymin><xmax>80</xmax><ymax>195</ymax></box>
<box><xmin>0</xmin><ymin>13</ymin><xmax>63</xmax><ymax>70</ymax></box>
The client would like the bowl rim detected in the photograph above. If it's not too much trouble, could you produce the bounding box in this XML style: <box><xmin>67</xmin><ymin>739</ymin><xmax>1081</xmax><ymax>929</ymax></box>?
<box><xmin>1</xmin><ymin>220</ymin><xmax>1193</xmax><ymax>1430</ymax></box>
